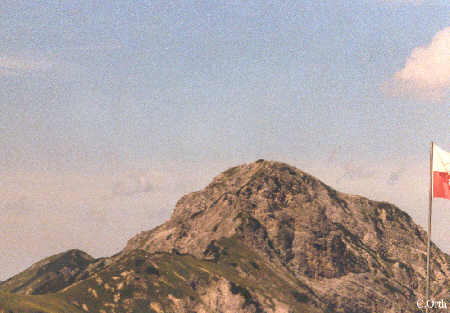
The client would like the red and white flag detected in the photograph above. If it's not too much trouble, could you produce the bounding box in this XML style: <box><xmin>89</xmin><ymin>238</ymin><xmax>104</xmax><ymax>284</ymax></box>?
<box><xmin>433</xmin><ymin>144</ymin><xmax>450</xmax><ymax>200</ymax></box>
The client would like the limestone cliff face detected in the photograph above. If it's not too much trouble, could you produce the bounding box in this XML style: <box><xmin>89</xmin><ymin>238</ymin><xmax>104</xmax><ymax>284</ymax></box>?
<box><xmin>125</xmin><ymin>160</ymin><xmax>449</xmax><ymax>312</ymax></box>
<box><xmin>1</xmin><ymin>160</ymin><xmax>448</xmax><ymax>313</ymax></box>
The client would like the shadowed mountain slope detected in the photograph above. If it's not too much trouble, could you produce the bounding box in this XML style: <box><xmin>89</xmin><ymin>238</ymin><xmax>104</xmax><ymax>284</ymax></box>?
<box><xmin>1</xmin><ymin>160</ymin><xmax>448</xmax><ymax>312</ymax></box>
<box><xmin>0</xmin><ymin>249</ymin><xmax>95</xmax><ymax>295</ymax></box>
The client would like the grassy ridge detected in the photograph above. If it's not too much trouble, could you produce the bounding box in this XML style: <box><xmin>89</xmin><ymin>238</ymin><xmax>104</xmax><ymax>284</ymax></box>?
<box><xmin>0</xmin><ymin>249</ymin><xmax>94</xmax><ymax>296</ymax></box>
<box><xmin>0</xmin><ymin>237</ymin><xmax>320</xmax><ymax>312</ymax></box>
<box><xmin>61</xmin><ymin>237</ymin><xmax>320</xmax><ymax>312</ymax></box>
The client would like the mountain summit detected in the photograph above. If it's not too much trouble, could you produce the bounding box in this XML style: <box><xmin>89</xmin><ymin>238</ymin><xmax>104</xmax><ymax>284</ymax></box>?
<box><xmin>124</xmin><ymin>159</ymin><xmax>449</xmax><ymax>311</ymax></box>
<box><xmin>1</xmin><ymin>160</ymin><xmax>449</xmax><ymax>312</ymax></box>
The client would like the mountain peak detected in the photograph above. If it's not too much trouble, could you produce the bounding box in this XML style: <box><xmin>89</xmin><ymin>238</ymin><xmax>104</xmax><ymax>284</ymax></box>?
<box><xmin>123</xmin><ymin>160</ymin><xmax>449</xmax><ymax>312</ymax></box>
<box><xmin>209</xmin><ymin>159</ymin><xmax>307</xmax><ymax>186</ymax></box>
<box><xmin>171</xmin><ymin>159</ymin><xmax>324</xmax><ymax>220</ymax></box>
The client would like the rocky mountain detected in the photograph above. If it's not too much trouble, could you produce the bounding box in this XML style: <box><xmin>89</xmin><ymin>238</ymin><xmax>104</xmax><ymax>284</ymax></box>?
<box><xmin>1</xmin><ymin>160</ymin><xmax>449</xmax><ymax>312</ymax></box>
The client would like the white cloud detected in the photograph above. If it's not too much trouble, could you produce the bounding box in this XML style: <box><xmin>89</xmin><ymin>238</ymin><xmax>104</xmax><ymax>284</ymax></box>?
<box><xmin>0</xmin><ymin>55</ymin><xmax>53</xmax><ymax>76</ymax></box>
<box><xmin>112</xmin><ymin>173</ymin><xmax>154</xmax><ymax>197</ymax></box>
<box><xmin>2</xmin><ymin>196</ymin><xmax>28</xmax><ymax>214</ymax></box>
<box><xmin>387</xmin><ymin>27</ymin><xmax>450</xmax><ymax>101</ymax></box>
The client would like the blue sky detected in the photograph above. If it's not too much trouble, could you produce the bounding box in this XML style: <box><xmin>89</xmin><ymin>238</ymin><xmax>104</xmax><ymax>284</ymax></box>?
<box><xmin>0</xmin><ymin>0</ymin><xmax>449</xmax><ymax>280</ymax></box>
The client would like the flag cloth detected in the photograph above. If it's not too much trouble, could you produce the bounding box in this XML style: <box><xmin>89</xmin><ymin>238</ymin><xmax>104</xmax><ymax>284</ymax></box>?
<box><xmin>433</xmin><ymin>144</ymin><xmax>450</xmax><ymax>200</ymax></box>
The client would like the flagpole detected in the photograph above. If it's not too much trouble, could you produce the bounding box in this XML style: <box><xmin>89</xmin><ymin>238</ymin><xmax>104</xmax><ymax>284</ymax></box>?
<box><xmin>426</xmin><ymin>141</ymin><xmax>433</xmax><ymax>313</ymax></box>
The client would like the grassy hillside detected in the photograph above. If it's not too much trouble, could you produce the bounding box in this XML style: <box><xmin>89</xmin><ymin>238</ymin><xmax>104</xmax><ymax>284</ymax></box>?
<box><xmin>0</xmin><ymin>249</ymin><xmax>94</xmax><ymax>295</ymax></box>
<box><xmin>0</xmin><ymin>291</ymin><xmax>83</xmax><ymax>313</ymax></box>
<box><xmin>0</xmin><ymin>237</ymin><xmax>319</xmax><ymax>312</ymax></box>
<box><xmin>61</xmin><ymin>237</ymin><xmax>320</xmax><ymax>312</ymax></box>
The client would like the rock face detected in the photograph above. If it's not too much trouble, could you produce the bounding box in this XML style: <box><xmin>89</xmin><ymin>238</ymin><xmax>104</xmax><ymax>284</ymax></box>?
<box><xmin>124</xmin><ymin>160</ymin><xmax>449</xmax><ymax>312</ymax></box>
<box><xmin>1</xmin><ymin>160</ymin><xmax>449</xmax><ymax>313</ymax></box>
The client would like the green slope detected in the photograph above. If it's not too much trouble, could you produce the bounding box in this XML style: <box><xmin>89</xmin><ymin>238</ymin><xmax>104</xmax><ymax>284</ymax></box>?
<box><xmin>0</xmin><ymin>291</ymin><xmax>83</xmax><ymax>313</ymax></box>
<box><xmin>0</xmin><ymin>249</ymin><xmax>94</xmax><ymax>295</ymax></box>
<box><xmin>61</xmin><ymin>237</ymin><xmax>321</xmax><ymax>312</ymax></box>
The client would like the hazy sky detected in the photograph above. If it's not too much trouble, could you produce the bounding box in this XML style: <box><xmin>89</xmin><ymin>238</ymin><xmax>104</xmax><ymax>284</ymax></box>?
<box><xmin>1</xmin><ymin>0</ymin><xmax>449</xmax><ymax>280</ymax></box>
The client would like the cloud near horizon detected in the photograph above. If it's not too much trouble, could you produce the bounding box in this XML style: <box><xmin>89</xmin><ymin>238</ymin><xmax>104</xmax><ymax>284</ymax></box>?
<box><xmin>0</xmin><ymin>55</ymin><xmax>53</xmax><ymax>76</ymax></box>
<box><xmin>386</xmin><ymin>27</ymin><xmax>450</xmax><ymax>101</ymax></box>
<box><xmin>112</xmin><ymin>173</ymin><xmax>154</xmax><ymax>197</ymax></box>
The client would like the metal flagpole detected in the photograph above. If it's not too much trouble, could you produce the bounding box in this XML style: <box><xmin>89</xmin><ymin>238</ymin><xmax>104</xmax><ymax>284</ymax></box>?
<box><xmin>426</xmin><ymin>141</ymin><xmax>433</xmax><ymax>313</ymax></box>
